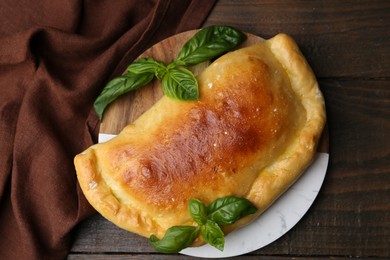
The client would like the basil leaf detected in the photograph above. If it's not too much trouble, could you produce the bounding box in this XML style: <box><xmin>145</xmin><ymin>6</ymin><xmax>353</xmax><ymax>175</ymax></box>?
<box><xmin>200</xmin><ymin>220</ymin><xmax>225</xmax><ymax>251</ymax></box>
<box><xmin>177</xmin><ymin>25</ymin><xmax>247</xmax><ymax>66</ymax></box>
<box><xmin>149</xmin><ymin>226</ymin><xmax>199</xmax><ymax>253</ymax></box>
<box><xmin>207</xmin><ymin>196</ymin><xmax>257</xmax><ymax>226</ymax></box>
<box><xmin>127</xmin><ymin>57</ymin><xmax>166</xmax><ymax>79</ymax></box>
<box><xmin>93</xmin><ymin>72</ymin><xmax>154</xmax><ymax>120</ymax></box>
<box><xmin>161</xmin><ymin>66</ymin><xmax>198</xmax><ymax>100</ymax></box>
<box><xmin>189</xmin><ymin>198</ymin><xmax>207</xmax><ymax>226</ymax></box>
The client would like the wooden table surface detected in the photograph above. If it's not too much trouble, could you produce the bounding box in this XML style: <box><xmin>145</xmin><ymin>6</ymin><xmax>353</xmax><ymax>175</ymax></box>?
<box><xmin>69</xmin><ymin>1</ymin><xmax>390</xmax><ymax>259</ymax></box>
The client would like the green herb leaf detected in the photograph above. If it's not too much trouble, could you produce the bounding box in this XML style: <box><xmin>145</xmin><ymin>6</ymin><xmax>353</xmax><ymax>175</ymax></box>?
<box><xmin>207</xmin><ymin>196</ymin><xmax>257</xmax><ymax>226</ymax></box>
<box><xmin>94</xmin><ymin>25</ymin><xmax>247</xmax><ymax>120</ymax></box>
<box><xmin>149</xmin><ymin>226</ymin><xmax>199</xmax><ymax>253</ymax></box>
<box><xmin>162</xmin><ymin>66</ymin><xmax>198</xmax><ymax>100</ymax></box>
<box><xmin>127</xmin><ymin>57</ymin><xmax>166</xmax><ymax>76</ymax></box>
<box><xmin>200</xmin><ymin>220</ymin><xmax>225</xmax><ymax>251</ymax></box>
<box><xmin>149</xmin><ymin>195</ymin><xmax>257</xmax><ymax>253</ymax></box>
<box><xmin>177</xmin><ymin>25</ymin><xmax>247</xmax><ymax>66</ymax></box>
<box><xmin>189</xmin><ymin>198</ymin><xmax>207</xmax><ymax>226</ymax></box>
<box><xmin>93</xmin><ymin>72</ymin><xmax>154</xmax><ymax>120</ymax></box>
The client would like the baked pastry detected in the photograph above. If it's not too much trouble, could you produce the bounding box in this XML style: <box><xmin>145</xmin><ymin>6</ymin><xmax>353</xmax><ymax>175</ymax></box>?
<box><xmin>74</xmin><ymin>33</ymin><xmax>325</xmax><ymax>244</ymax></box>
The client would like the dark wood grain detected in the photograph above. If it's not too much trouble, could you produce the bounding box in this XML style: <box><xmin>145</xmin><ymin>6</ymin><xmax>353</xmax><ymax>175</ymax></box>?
<box><xmin>204</xmin><ymin>0</ymin><xmax>390</xmax><ymax>78</ymax></box>
<box><xmin>70</xmin><ymin>0</ymin><xmax>390</xmax><ymax>258</ymax></box>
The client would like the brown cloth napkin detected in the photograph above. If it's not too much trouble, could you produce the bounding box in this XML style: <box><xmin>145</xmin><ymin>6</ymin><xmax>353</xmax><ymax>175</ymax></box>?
<box><xmin>0</xmin><ymin>0</ymin><xmax>216</xmax><ymax>259</ymax></box>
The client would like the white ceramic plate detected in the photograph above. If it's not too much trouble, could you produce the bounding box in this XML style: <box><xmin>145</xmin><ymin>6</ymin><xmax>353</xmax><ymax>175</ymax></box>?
<box><xmin>99</xmin><ymin>134</ymin><xmax>329</xmax><ymax>258</ymax></box>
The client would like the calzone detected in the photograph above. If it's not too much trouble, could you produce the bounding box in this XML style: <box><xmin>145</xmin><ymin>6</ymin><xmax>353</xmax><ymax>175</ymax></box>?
<box><xmin>74</xmin><ymin>34</ymin><xmax>326</xmax><ymax>244</ymax></box>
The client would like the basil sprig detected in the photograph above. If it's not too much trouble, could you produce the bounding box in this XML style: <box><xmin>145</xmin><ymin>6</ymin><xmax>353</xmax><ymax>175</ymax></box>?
<box><xmin>149</xmin><ymin>196</ymin><xmax>257</xmax><ymax>253</ymax></box>
<box><xmin>94</xmin><ymin>25</ymin><xmax>246</xmax><ymax>120</ymax></box>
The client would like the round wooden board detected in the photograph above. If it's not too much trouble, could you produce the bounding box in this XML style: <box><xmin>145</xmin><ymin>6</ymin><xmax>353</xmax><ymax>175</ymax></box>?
<box><xmin>99</xmin><ymin>30</ymin><xmax>328</xmax><ymax>152</ymax></box>
<box><xmin>96</xmin><ymin>30</ymin><xmax>329</xmax><ymax>257</ymax></box>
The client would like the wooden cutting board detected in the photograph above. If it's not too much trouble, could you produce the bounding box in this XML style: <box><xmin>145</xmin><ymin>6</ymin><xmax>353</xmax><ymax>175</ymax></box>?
<box><xmin>99</xmin><ymin>30</ymin><xmax>328</xmax><ymax>152</ymax></box>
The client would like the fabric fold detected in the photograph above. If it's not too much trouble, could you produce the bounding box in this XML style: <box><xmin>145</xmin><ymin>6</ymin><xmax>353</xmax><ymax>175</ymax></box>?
<box><xmin>0</xmin><ymin>0</ymin><xmax>217</xmax><ymax>259</ymax></box>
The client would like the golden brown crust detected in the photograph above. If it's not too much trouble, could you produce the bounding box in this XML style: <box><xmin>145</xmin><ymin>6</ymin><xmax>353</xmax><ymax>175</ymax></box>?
<box><xmin>74</xmin><ymin>33</ymin><xmax>326</xmax><ymax>242</ymax></box>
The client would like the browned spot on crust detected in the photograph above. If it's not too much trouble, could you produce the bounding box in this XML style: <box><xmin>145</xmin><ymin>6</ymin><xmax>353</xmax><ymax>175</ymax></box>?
<box><xmin>120</xmin><ymin>58</ymin><xmax>291</xmax><ymax>209</ymax></box>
